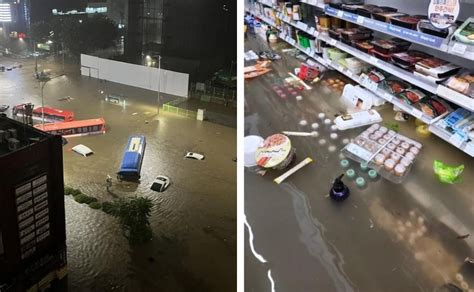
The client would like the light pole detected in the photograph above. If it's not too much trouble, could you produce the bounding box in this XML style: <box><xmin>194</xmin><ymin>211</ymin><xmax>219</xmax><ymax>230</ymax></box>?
<box><xmin>34</xmin><ymin>41</ymin><xmax>38</xmax><ymax>75</ymax></box>
<box><xmin>61</xmin><ymin>41</ymin><xmax>65</xmax><ymax>75</ymax></box>
<box><xmin>38</xmin><ymin>73</ymin><xmax>51</xmax><ymax>128</ymax></box>
<box><xmin>157</xmin><ymin>55</ymin><xmax>162</xmax><ymax>115</ymax></box>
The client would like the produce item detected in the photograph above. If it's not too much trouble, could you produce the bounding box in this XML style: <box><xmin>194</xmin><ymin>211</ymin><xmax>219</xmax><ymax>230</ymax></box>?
<box><xmin>444</xmin><ymin>72</ymin><xmax>474</xmax><ymax>98</ymax></box>
<box><xmin>433</xmin><ymin>160</ymin><xmax>464</xmax><ymax>184</ymax></box>
<box><xmin>415</xmin><ymin>57</ymin><xmax>461</xmax><ymax>79</ymax></box>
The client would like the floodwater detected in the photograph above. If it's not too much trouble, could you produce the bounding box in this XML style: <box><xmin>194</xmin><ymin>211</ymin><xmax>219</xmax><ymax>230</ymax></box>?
<box><xmin>0</xmin><ymin>56</ymin><xmax>236</xmax><ymax>291</ymax></box>
<box><xmin>245</xmin><ymin>36</ymin><xmax>474</xmax><ymax>291</ymax></box>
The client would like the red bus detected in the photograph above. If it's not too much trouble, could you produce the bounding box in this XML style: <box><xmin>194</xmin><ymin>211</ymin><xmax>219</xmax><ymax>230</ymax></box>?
<box><xmin>34</xmin><ymin>118</ymin><xmax>106</xmax><ymax>137</ymax></box>
<box><xmin>13</xmin><ymin>105</ymin><xmax>74</xmax><ymax>122</ymax></box>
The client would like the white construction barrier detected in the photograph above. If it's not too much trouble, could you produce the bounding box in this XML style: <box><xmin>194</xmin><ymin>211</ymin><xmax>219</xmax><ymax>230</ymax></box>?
<box><xmin>80</xmin><ymin>54</ymin><xmax>189</xmax><ymax>97</ymax></box>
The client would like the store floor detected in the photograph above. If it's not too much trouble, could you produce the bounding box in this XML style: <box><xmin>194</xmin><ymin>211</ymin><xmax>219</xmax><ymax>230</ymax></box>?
<box><xmin>244</xmin><ymin>34</ymin><xmax>474</xmax><ymax>291</ymax></box>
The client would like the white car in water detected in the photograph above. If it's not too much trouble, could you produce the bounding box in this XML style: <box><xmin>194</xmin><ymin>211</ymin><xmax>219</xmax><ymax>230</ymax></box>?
<box><xmin>150</xmin><ymin>175</ymin><xmax>170</xmax><ymax>192</ymax></box>
<box><xmin>184</xmin><ymin>152</ymin><xmax>205</xmax><ymax>160</ymax></box>
<box><xmin>72</xmin><ymin>144</ymin><xmax>93</xmax><ymax>157</ymax></box>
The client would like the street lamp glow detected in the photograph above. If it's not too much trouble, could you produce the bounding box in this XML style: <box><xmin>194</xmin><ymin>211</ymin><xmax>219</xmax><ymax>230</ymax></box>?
<box><xmin>46</xmin><ymin>40</ymin><xmax>53</xmax><ymax>44</ymax></box>
<box><xmin>146</xmin><ymin>55</ymin><xmax>151</xmax><ymax>59</ymax></box>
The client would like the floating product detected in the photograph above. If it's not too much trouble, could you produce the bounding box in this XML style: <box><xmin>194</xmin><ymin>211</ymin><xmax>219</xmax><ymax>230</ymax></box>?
<box><xmin>255</xmin><ymin>134</ymin><xmax>295</xmax><ymax>170</ymax></box>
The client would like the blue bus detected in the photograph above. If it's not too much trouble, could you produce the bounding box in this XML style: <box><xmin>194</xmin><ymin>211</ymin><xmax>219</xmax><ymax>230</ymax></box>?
<box><xmin>117</xmin><ymin>135</ymin><xmax>146</xmax><ymax>181</ymax></box>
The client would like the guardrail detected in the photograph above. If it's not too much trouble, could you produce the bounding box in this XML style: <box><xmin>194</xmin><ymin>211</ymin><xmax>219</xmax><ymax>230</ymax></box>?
<box><xmin>162</xmin><ymin>99</ymin><xmax>197</xmax><ymax>119</ymax></box>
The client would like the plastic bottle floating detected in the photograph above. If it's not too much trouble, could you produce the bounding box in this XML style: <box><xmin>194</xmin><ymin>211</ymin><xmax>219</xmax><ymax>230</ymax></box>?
<box><xmin>330</xmin><ymin>174</ymin><xmax>350</xmax><ymax>201</ymax></box>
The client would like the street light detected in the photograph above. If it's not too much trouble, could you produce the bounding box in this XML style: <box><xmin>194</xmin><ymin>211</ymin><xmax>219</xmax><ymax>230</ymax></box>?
<box><xmin>38</xmin><ymin>73</ymin><xmax>51</xmax><ymax>127</ymax></box>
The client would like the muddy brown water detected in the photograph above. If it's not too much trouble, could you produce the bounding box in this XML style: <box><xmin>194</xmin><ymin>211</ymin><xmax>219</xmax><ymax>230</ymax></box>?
<box><xmin>0</xmin><ymin>56</ymin><xmax>236</xmax><ymax>291</ymax></box>
<box><xmin>244</xmin><ymin>36</ymin><xmax>474</xmax><ymax>292</ymax></box>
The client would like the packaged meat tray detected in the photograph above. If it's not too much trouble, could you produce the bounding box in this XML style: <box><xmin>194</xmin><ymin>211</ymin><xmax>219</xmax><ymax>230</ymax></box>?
<box><xmin>381</xmin><ymin>78</ymin><xmax>411</xmax><ymax>95</ymax></box>
<box><xmin>342</xmin><ymin>124</ymin><xmax>423</xmax><ymax>183</ymax></box>
<box><xmin>444</xmin><ymin>72</ymin><xmax>474</xmax><ymax>98</ymax></box>
<box><xmin>371</xmin><ymin>38</ymin><xmax>411</xmax><ymax>54</ymax></box>
<box><xmin>340</xmin><ymin>28</ymin><xmax>373</xmax><ymax>41</ymax></box>
<box><xmin>415</xmin><ymin>57</ymin><xmax>461</xmax><ymax>79</ymax></box>
<box><xmin>392</xmin><ymin>51</ymin><xmax>431</xmax><ymax>68</ymax></box>
<box><xmin>417</xmin><ymin>20</ymin><xmax>455</xmax><ymax>39</ymax></box>
<box><xmin>373</xmin><ymin>12</ymin><xmax>407</xmax><ymax>23</ymax></box>
<box><xmin>372</xmin><ymin>50</ymin><xmax>393</xmax><ymax>62</ymax></box>
<box><xmin>356</xmin><ymin>6</ymin><xmax>398</xmax><ymax>18</ymax></box>
<box><xmin>398</xmin><ymin>88</ymin><xmax>427</xmax><ymax>105</ymax></box>
<box><xmin>340</xmin><ymin>4</ymin><xmax>365</xmax><ymax>13</ymax></box>
<box><xmin>354</xmin><ymin>40</ymin><xmax>374</xmax><ymax>54</ymax></box>
<box><xmin>367</xmin><ymin>69</ymin><xmax>388</xmax><ymax>83</ymax></box>
<box><xmin>329</xmin><ymin>28</ymin><xmax>344</xmax><ymax>40</ymax></box>
<box><xmin>418</xmin><ymin>97</ymin><xmax>449</xmax><ymax>118</ymax></box>
<box><xmin>391</xmin><ymin>15</ymin><xmax>426</xmax><ymax>30</ymax></box>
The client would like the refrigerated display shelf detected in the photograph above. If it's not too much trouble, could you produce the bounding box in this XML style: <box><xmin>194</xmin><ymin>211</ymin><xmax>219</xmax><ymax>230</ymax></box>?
<box><xmin>246</xmin><ymin>7</ymin><xmax>472</xmax><ymax>155</ymax></box>
<box><xmin>429</xmin><ymin>124</ymin><xmax>474</xmax><ymax>157</ymax></box>
<box><xmin>300</xmin><ymin>0</ymin><xmax>325</xmax><ymax>9</ymax></box>
<box><xmin>324</xmin><ymin>6</ymin><xmax>474</xmax><ymax>62</ymax></box>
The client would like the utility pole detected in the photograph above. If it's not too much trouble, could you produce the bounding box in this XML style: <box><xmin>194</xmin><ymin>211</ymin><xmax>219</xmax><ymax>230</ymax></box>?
<box><xmin>34</xmin><ymin>40</ymin><xmax>38</xmax><ymax>75</ymax></box>
<box><xmin>38</xmin><ymin>74</ymin><xmax>51</xmax><ymax>128</ymax></box>
<box><xmin>62</xmin><ymin>41</ymin><xmax>65</xmax><ymax>75</ymax></box>
<box><xmin>157</xmin><ymin>55</ymin><xmax>162</xmax><ymax>115</ymax></box>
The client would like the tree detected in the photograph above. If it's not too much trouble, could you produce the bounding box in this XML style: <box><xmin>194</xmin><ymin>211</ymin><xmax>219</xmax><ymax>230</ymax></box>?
<box><xmin>109</xmin><ymin>197</ymin><xmax>154</xmax><ymax>244</ymax></box>
<box><xmin>30</xmin><ymin>15</ymin><xmax>120</xmax><ymax>56</ymax></box>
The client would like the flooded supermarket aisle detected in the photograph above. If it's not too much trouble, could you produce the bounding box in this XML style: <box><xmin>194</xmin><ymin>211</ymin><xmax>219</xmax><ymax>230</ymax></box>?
<box><xmin>244</xmin><ymin>33</ymin><xmax>474</xmax><ymax>292</ymax></box>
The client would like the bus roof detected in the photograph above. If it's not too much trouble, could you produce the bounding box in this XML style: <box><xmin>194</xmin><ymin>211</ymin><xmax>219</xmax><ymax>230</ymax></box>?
<box><xmin>34</xmin><ymin>118</ymin><xmax>105</xmax><ymax>131</ymax></box>
<box><xmin>34</xmin><ymin>107</ymin><xmax>74</xmax><ymax>117</ymax></box>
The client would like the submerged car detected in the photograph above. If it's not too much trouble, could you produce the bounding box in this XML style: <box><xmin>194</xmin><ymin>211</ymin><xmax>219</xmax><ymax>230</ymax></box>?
<box><xmin>184</xmin><ymin>152</ymin><xmax>205</xmax><ymax>160</ymax></box>
<box><xmin>150</xmin><ymin>175</ymin><xmax>170</xmax><ymax>192</ymax></box>
<box><xmin>72</xmin><ymin>144</ymin><xmax>93</xmax><ymax>157</ymax></box>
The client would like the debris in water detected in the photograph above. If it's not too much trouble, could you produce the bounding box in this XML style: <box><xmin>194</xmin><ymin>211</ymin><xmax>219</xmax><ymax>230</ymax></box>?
<box><xmin>299</xmin><ymin>120</ymin><xmax>308</xmax><ymax>126</ymax></box>
<box><xmin>257</xmin><ymin>170</ymin><xmax>267</xmax><ymax>176</ymax></box>
<box><xmin>457</xmin><ymin>234</ymin><xmax>470</xmax><ymax>240</ymax></box>
<box><xmin>296</xmin><ymin>95</ymin><xmax>303</xmax><ymax>101</ymax></box>
<box><xmin>145</xmin><ymin>120</ymin><xmax>149</xmax><ymax>124</ymax></box>
<box><xmin>132</xmin><ymin>112</ymin><xmax>138</xmax><ymax>115</ymax></box>
<box><xmin>311</xmin><ymin>123</ymin><xmax>319</xmax><ymax>129</ymax></box>
<box><xmin>369</xmin><ymin>218</ymin><xmax>374</xmax><ymax>229</ymax></box>
<box><xmin>464</xmin><ymin>257</ymin><xmax>474</xmax><ymax>264</ymax></box>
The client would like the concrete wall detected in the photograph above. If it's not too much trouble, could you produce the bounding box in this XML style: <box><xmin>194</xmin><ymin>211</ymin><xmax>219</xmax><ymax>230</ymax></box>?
<box><xmin>80</xmin><ymin>54</ymin><xmax>189</xmax><ymax>97</ymax></box>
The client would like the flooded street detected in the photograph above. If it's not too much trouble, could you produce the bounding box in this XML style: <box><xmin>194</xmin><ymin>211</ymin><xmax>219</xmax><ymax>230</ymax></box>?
<box><xmin>0</xmin><ymin>56</ymin><xmax>236</xmax><ymax>291</ymax></box>
<box><xmin>245</xmin><ymin>36</ymin><xmax>474</xmax><ymax>292</ymax></box>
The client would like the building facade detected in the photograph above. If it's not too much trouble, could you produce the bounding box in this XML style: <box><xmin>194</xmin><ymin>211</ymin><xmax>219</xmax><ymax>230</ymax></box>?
<box><xmin>0</xmin><ymin>115</ymin><xmax>67</xmax><ymax>291</ymax></box>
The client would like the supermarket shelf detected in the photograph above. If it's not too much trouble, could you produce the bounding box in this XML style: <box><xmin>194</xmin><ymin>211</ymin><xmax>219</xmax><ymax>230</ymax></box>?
<box><xmin>278</xmin><ymin>32</ymin><xmax>329</xmax><ymax>66</ymax></box>
<box><xmin>277</xmin><ymin>12</ymin><xmax>318</xmax><ymax>36</ymax></box>
<box><xmin>300</xmin><ymin>0</ymin><xmax>325</xmax><ymax>9</ymax></box>
<box><xmin>436</xmin><ymin>85</ymin><xmax>474</xmax><ymax>112</ymax></box>
<box><xmin>429</xmin><ymin>124</ymin><xmax>474</xmax><ymax>157</ymax></box>
<box><xmin>324</xmin><ymin>6</ymin><xmax>446</xmax><ymax>49</ymax></box>
<box><xmin>318</xmin><ymin>33</ymin><xmax>439</xmax><ymax>94</ymax></box>
<box><xmin>258</xmin><ymin>0</ymin><xmax>274</xmax><ymax>8</ymax></box>
<box><xmin>324</xmin><ymin>6</ymin><xmax>474</xmax><ymax>62</ymax></box>
<box><xmin>246</xmin><ymin>7</ymin><xmax>474</xmax><ymax>153</ymax></box>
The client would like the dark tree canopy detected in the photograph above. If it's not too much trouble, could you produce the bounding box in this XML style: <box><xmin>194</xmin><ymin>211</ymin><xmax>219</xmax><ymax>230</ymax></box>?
<box><xmin>30</xmin><ymin>15</ymin><xmax>119</xmax><ymax>55</ymax></box>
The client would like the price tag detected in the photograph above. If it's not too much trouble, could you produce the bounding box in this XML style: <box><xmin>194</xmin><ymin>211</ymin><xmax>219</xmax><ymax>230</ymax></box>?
<box><xmin>464</xmin><ymin>142</ymin><xmax>474</xmax><ymax>156</ymax></box>
<box><xmin>306</xmin><ymin>47</ymin><xmax>312</xmax><ymax>55</ymax></box>
<box><xmin>383</xmin><ymin>92</ymin><xmax>393</xmax><ymax>102</ymax></box>
<box><xmin>297</xmin><ymin>21</ymin><xmax>308</xmax><ymax>31</ymax></box>
<box><xmin>308</xmin><ymin>27</ymin><xmax>316</xmax><ymax>35</ymax></box>
<box><xmin>329</xmin><ymin>39</ymin><xmax>337</xmax><ymax>46</ymax></box>
<box><xmin>369</xmin><ymin>56</ymin><xmax>379</xmax><ymax>64</ymax></box>
<box><xmin>337</xmin><ymin>10</ymin><xmax>344</xmax><ymax>17</ymax></box>
<box><xmin>451</xmin><ymin>42</ymin><xmax>467</xmax><ymax>55</ymax></box>
<box><xmin>360</xmin><ymin>74</ymin><xmax>379</xmax><ymax>92</ymax></box>
<box><xmin>357</xmin><ymin>16</ymin><xmax>365</xmax><ymax>24</ymax></box>
<box><xmin>448</xmin><ymin>134</ymin><xmax>464</xmax><ymax>148</ymax></box>
<box><xmin>411</xmin><ymin>108</ymin><xmax>423</xmax><ymax>119</ymax></box>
